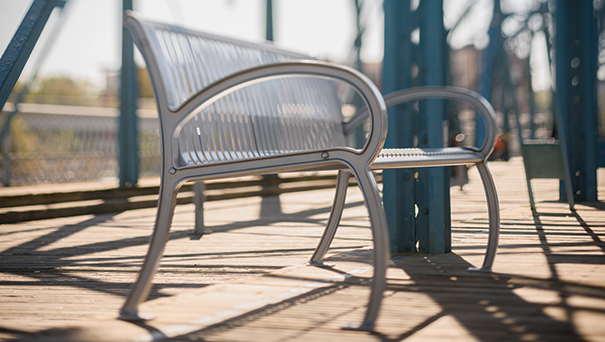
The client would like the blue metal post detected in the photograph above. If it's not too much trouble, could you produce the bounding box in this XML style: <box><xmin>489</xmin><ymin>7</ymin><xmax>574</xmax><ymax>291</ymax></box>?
<box><xmin>382</xmin><ymin>0</ymin><xmax>416</xmax><ymax>253</ymax></box>
<box><xmin>266</xmin><ymin>0</ymin><xmax>273</xmax><ymax>42</ymax></box>
<box><xmin>478</xmin><ymin>0</ymin><xmax>502</xmax><ymax>148</ymax></box>
<box><xmin>580</xmin><ymin>1</ymin><xmax>598</xmax><ymax>201</ymax></box>
<box><xmin>0</xmin><ymin>1</ymin><xmax>68</xmax><ymax>186</ymax></box>
<box><xmin>262</xmin><ymin>0</ymin><xmax>279</xmax><ymax>181</ymax></box>
<box><xmin>352</xmin><ymin>0</ymin><xmax>367</xmax><ymax>149</ymax></box>
<box><xmin>383</xmin><ymin>0</ymin><xmax>450</xmax><ymax>254</ymax></box>
<box><xmin>0</xmin><ymin>0</ymin><xmax>60</xmax><ymax>111</ymax></box>
<box><xmin>119</xmin><ymin>0</ymin><xmax>138</xmax><ymax>187</ymax></box>
<box><xmin>555</xmin><ymin>0</ymin><xmax>598</xmax><ymax>202</ymax></box>
<box><xmin>353</xmin><ymin>0</ymin><xmax>363</xmax><ymax>73</ymax></box>
<box><xmin>416</xmin><ymin>0</ymin><xmax>450</xmax><ymax>253</ymax></box>
<box><xmin>554</xmin><ymin>0</ymin><xmax>572</xmax><ymax>203</ymax></box>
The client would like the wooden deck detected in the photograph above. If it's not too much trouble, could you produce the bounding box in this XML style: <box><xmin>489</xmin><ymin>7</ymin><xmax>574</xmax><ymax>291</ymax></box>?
<box><xmin>0</xmin><ymin>158</ymin><xmax>604</xmax><ymax>341</ymax></box>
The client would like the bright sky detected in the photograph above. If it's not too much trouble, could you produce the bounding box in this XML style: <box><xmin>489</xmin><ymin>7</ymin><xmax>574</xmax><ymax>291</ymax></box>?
<box><xmin>0</xmin><ymin>0</ymin><xmax>386</xmax><ymax>89</ymax></box>
<box><xmin>0</xmin><ymin>0</ymin><xmax>507</xmax><ymax>91</ymax></box>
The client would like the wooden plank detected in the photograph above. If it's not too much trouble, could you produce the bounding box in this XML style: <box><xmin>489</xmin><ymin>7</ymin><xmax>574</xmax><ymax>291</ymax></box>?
<box><xmin>0</xmin><ymin>158</ymin><xmax>604</xmax><ymax>341</ymax></box>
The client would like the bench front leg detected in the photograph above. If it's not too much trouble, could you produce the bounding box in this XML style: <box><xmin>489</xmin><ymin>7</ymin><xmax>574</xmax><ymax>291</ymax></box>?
<box><xmin>342</xmin><ymin>166</ymin><xmax>389</xmax><ymax>332</ymax></box>
<box><xmin>119</xmin><ymin>178</ymin><xmax>182</xmax><ymax>321</ymax></box>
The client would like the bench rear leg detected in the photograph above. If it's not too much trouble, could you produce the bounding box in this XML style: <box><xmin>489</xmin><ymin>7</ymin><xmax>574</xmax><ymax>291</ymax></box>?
<box><xmin>342</xmin><ymin>167</ymin><xmax>389</xmax><ymax>331</ymax></box>
<box><xmin>118</xmin><ymin>180</ymin><xmax>181</xmax><ymax>321</ymax></box>
<box><xmin>468</xmin><ymin>161</ymin><xmax>500</xmax><ymax>272</ymax></box>
<box><xmin>308</xmin><ymin>170</ymin><xmax>351</xmax><ymax>266</ymax></box>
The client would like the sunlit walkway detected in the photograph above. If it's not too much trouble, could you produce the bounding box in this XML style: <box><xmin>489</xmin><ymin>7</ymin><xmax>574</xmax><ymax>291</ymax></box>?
<box><xmin>0</xmin><ymin>158</ymin><xmax>604</xmax><ymax>341</ymax></box>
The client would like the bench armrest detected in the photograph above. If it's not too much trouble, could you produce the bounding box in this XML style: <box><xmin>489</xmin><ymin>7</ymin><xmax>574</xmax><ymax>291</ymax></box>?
<box><xmin>345</xmin><ymin>86</ymin><xmax>497</xmax><ymax>159</ymax></box>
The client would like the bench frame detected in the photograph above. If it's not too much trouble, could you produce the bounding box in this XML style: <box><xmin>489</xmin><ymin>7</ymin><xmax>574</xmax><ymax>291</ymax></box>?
<box><xmin>120</xmin><ymin>12</ymin><xmax>500</xmax><ymax>331</ymax></box>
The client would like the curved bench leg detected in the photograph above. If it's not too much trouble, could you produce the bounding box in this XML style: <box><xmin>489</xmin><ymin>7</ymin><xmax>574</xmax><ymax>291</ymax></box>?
<box><xmin>468</xmin><ymin>161</ymin><xmax>500</xmax><ymax>272</ymax></box>
<box><xmin>342</xmin><ymin>167</ymin><xmax>389</xmax><ymax>331</ymax></box>
<box><xmin>118</xmin><ymin>178</ymin><xmax>182</xmax><ymax>321</ymax></box>
<box><xmin>308</xmin><ymin>170</ymin><xmax>351</xmax><ymax>266</ymax></box>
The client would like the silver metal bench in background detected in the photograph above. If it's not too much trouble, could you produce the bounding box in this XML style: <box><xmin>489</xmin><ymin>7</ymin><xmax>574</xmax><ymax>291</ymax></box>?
<box><xmin>121</xmin><ymin>11</ymin><xmax>500</xmax><ymax>331</ymax></box>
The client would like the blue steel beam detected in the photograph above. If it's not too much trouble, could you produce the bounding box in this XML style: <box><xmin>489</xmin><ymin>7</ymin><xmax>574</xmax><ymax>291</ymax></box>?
<box><xmin>383</xmin><ymin>0</ymin><xmax>450</xmax><ymax>254</ymax></box>
<box><xmin>580</xmin><ymin>0</ymin><xmax>598</xmax><ymax>201</ymax></box>
<box><xmin>119</xmin><ymin>0</ymin><xmax>139</xmax><ymax>187</ymax></box>
<box><xmin>382</xmin><ymin>0</ymin><xmax>416</xmax><ymax>253</ymax></box>
<box><xmin>0</xmin><ymin>1</ymin><xmax>68</xmax><ymax>145</ymax></box>
<box><xmin>352</xmin><ymin>0</ymin><xmax>366</xmax><ymax>149</ymax></box>
<box><xmin>478</xmin><ymin>0</ymin><xmax>501</xmax><ymax>149</ymax></box>
<box><xmin>554</xmin><ymin>0</ymin><xmax>573</xmax><ymax>203</ymax></box>
<box><xmin>555</xmin><ymin>0</ymin><xmax>598</xmax><ymax>202</ymax></box>
<box><xmin>416</xmin><ymin>0</ymin><xmax>450</xmax><ymax>254</ymax></box>
<box><xmin>0</xmin><ymin>1</ymin><xmax>68</xmax><ymax>186</ymax></box>
<box><xmin>0</xmin><ymin>0</ymin><xmax>60</xmax><ymax>112</ymax></box>
<box><xmin>266</xmin><ymin>0</ymin><xmax>273</xmax><ymax>42</ymax></box>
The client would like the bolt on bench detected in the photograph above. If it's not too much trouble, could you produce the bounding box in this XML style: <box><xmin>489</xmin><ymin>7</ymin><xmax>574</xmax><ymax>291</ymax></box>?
<box><xmin>121</xmin><ymin>11</ymin><xmax>500</xmax><ymax>331</ymax></box>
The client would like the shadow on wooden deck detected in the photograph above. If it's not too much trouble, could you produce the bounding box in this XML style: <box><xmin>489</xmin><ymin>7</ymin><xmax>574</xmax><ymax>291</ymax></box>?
<box><xmin>0</xmin><ymin>159</ymin><xmax>604</xmax><ymax>341</ymax></box>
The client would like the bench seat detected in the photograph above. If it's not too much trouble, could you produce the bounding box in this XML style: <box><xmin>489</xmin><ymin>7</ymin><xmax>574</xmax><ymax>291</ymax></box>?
<box><xmin>179</xmin><ymin>146</ymin><xmax>483</xmax><ymax>169</ymax></box>
<box><xmin>375</xmin><ymin>147</ymin><xmax>483</xmax><ymax>169</ymax></box>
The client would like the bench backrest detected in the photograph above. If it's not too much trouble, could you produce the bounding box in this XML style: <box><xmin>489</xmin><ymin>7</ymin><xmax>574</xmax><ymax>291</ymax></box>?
<box><xmin>125</xmin><ymin>12</ymin><xmax>352</xmax><ymax>166</ymax></box>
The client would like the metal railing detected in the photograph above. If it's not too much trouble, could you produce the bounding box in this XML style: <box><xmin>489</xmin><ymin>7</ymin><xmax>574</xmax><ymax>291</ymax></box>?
<box><xmin>0</xmin><ymin>102</ymin><xmax>161</xmax><ymax>186</ymax></box>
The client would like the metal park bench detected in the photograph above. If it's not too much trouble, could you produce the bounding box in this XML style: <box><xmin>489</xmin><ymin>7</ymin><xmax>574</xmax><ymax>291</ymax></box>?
<box><xmin>120</xmin><ymin>11</ymin><xmax>500</xmax><ymax>331</ymax></box>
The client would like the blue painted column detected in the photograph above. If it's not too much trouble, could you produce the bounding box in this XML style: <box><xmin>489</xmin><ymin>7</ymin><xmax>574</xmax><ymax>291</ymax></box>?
<box><xmin>0</xmin><ymin>1</ymin><xmax>67</xmax><ymax>186</ymax></box>
<box><xmin>555</xmin><ymin>0</ymin><xmax>598</xmax><ymax>202</ymax></box>
<box><xmin>265</xmin><ymin>0</ymin><xmax>273</xmax><ymax>42</ymax></box>
<box><xmin>478</xmin><ymin>0</ymin><xmax>502</xmax><ymax>149</ymax></box>
<box><xmin>0</xmin><ymin>0</ymin><xmax>60</xmax><ymax>111</ymax></box>
<box><xmin>352</xmin><ymin>0</ymin><xmax>367</xmax><ymax>149</ymax></box>
<box><xmin>579</xmin><ymin>1</ymin><xmax>598</xmax><ymax>201</ymax></box>
<box><xmin>383</xmin><ymin>0</ymin><xmax>450</xmax><ymax>254</ymax></box>
<box><xmin>382</xmin><ymin>0</ymin><xmax>416</xmax><ymax>253</ymax></box>
<box><xmin>119</xmin><ymin>0</ymin><xmax>139</xmax><ymax>187</ymax></box>
<box><xmin>416</xmin><ymin>0</ymin><xmax>450</xmax><ymax>253</ymax></box>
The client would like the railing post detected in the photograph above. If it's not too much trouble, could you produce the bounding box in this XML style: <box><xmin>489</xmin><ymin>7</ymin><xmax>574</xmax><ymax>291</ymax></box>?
<box><xmin>119</xmin><ymin>0</ymin><xmax>139</xmax><ymax>187</ymax></box>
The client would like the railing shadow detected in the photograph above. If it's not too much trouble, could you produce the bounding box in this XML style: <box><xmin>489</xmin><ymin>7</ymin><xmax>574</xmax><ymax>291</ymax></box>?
<box><xmin>0</xmin><ymin>192</ymin><xmax>367</xmax><ymax>303</ymax></box>
<box><xmin>4</xmin><ymin>205</ymin><xmax>604</xmax><ymax>341</ymax></box>
<box><xmin>166</xmin><ymin>209</ymin><xmax>603</xmax><ymax>341</ymax></box>
<box><xmin>206</xmin><ymin>199</ymin><xmax>367</xmax><ymax>234</ymax></box>
<box><xmin>385</xmin><ymin>255</ymin><xmax>595</xmax><ymax>341</ymax></box>
<box><xmin>368</xmin><ymin>207</ymin><xmax>604</xmax><ymax>342</ymax></box>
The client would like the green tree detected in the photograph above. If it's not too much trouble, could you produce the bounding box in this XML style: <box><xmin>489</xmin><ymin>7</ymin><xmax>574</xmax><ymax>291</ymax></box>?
<box><xmin>138</xmin><ymin>67</ymin><xmax>154</xmax><ymax>99</ymax></box>
<box><xmin>27</xmin><ymin>76</ymin><xmax>98</xmax><ymax>106</ymax></box>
